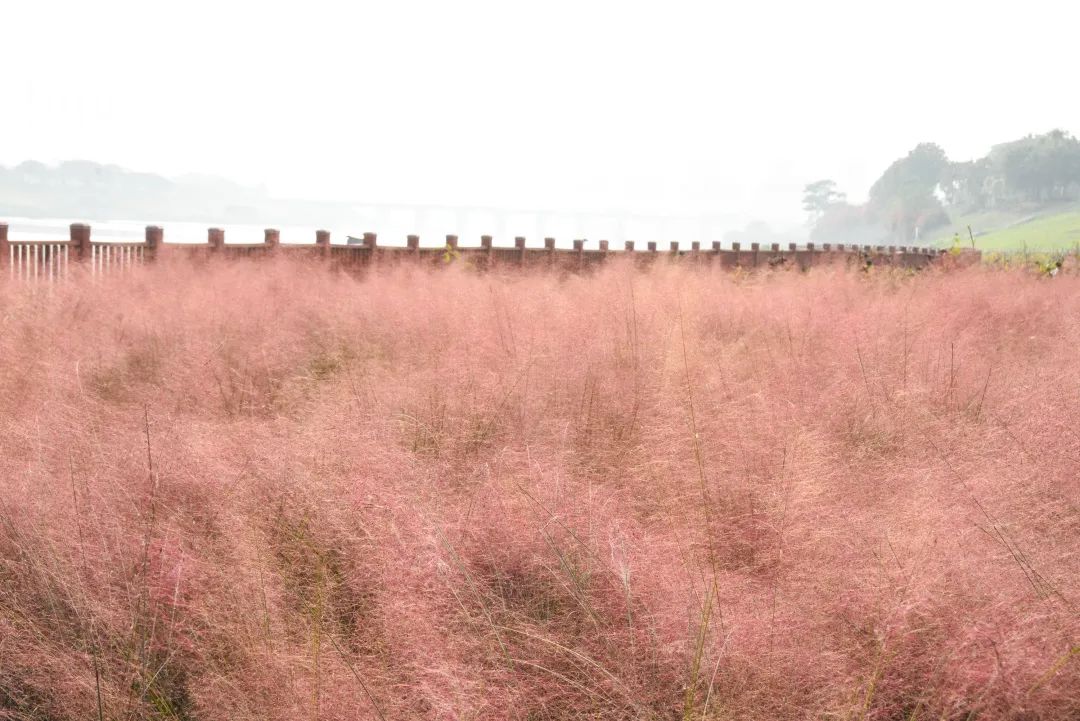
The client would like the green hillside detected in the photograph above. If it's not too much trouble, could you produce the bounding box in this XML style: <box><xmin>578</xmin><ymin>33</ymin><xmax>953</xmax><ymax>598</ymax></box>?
<box><xmin>975</xmin><ymin>211</ymin><xmax>1080</xmax><ymax>252</ymax></box>
<box><xmin>928</xmin><ymin>203</ymin><xmax>1080</xmax><ymax>252</ymax></box>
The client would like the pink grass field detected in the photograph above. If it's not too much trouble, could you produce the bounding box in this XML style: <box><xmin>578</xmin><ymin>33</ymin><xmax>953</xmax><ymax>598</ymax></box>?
<box><xmin>0</xmin><ymin>260</ymin><xmax>1077</xmax><ymax>720</ymax></box>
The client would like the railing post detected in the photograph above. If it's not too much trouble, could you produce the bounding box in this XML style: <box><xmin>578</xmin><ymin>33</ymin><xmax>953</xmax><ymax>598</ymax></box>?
<box><xmin>208</xmin><ymin>227</ymin><xmax>224</xmax><ymax>253</ymax></box>
<box><xmin>480</xmin><ymin>234</ymin><xmax>493</xmax><ymax>269</ymax></box>
<box><xmin>145</xmin><ymin>225</ymin><xmax>163</xmax><ymax>262</ymax></box>
<box><xmin>265</xmin><ymin>228</ymin><xmax>281</xmax><ymax>254</ymax></box>
<box><xmin>514</xmin><ymin>236</ymin><xmax>526</xmax><ymax>265</ymax></box>
<box><xmin>647</xmin><ymin>241</ymin><xmax>657</xmax><ymax>253</ymax></box>
<box><xmin>316</xmin><ymin>229</ymin><xmax>331</xmax><ymax>258</ymax></box>
<box><xmin>0</xmin><ymin>223</ymin><xmax>8</xmax><ymax>270</ymax></box>
<box><xmin>360</xmin><ymin>232</ymin><xmax>376</xmax><ymax>265</ymax></box>
<box><xmin>572</xmin><ymin>239</ymin><xmax>584</xmax><ymax>269</ymax></box>
<box><xmin>544</xmin><ymin>237</ymin><xmax>555</xmax><ymax>266</ymax></box>
<box><xmin>407</xmin><ymin>234</ymin><xmax>420</xmax><ymax>259</ymax></box>
<box><xmin>445</xmin><ymin>234</ymin><xmax>458</xmax><ymax>264</ymax></box>
<box><xmin>599</xmin><ymin>240</ymin><xmax>609</xmax><ymax>259</ymax></box>
<box><xmin>670</xmin><ymin>241</ymin><xmax>680</xmax><ymax>256</ymax></box>
<box><xmin>788</xmin><ymin>242</ymin><xmax>797</xmax><ymax>253</ymax></box>
<box><xmin>690</xmin><ymin>241</ymin><xmax>700</xmax><ymax>260</ymax></box>
<box><xmin>751</xmin><ymin>242</ymin><xmax>760</xmax><ymax>267</ymax></box>
<box><xmin>70</xmin><ymin>223</ymin><xmax>91</xmax><ymax>261</ymax></box>
<box><xmin>625</xmin><ymin>240</ymin><xmax>635</xmax><ymax>253</ymax></box>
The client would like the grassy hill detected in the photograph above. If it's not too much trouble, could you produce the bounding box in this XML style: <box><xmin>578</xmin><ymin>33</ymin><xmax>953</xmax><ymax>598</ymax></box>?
<box><xmin>974</xmin><ymin>211</ymin><xmax>1080</xmax><ymax>252</ymax></box>
<box><xmin>928</xmin><ymin>202</ymin><xmax>1080</xmax><ymax>252</ymax></box>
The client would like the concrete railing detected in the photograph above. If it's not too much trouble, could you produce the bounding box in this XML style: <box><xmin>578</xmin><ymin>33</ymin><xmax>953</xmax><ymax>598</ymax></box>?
<box><xmin>0</xmin><ymin>222</ymin><xmax>956</xmax><ymax>282</ymax></box>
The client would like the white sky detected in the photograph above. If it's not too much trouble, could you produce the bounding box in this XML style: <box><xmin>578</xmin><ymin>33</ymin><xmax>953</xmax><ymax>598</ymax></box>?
<box><xmin>2</xmin><ymin>0</ymin><xmax>1078</xmax><ymax>228</ymax></box>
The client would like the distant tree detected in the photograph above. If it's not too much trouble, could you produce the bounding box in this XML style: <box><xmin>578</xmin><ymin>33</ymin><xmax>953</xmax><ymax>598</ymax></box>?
<box><xmin>999</xmin><ymin>129</ymin><xmax>1080</xmax><ymax>202</ymax></box>
<box><xmin>801</xmin><ymin>130</ymin><xmax>1080</xmax><ymax>243</ymax></box>
<box><xmin>939</xmin><ymin>158</ymin><xmax>997</xmax><ymax>211</ymax></box>
<box><xmin>802</xmin><ymin>180</ymin><xmax>846</xmax><ymax>222</ymax></box>
<box><xmin>13</xmin><ymin>160</ymin><xmax>49</xmax><ymax>184</ymax></box>
<box><xmin>867</xmin><ymin>143</ymin><xmax>950</xmax><ymax>242</ymax></box>
<box><xmin>877</xmin><ymin>193</ymin><xmax>949</xmax><ymax>243</ymax></box>
<box><xmin>868</xmin><ymin>143</ymin><xmax>949</xmax><ymax>210</ymax></box>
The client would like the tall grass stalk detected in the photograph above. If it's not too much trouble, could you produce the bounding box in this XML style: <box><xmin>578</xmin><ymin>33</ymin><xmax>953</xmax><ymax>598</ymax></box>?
<box><xmin>0</xmin><ymin>259</ymin><xmax>1076</xmax><ymax>720</ymax></box>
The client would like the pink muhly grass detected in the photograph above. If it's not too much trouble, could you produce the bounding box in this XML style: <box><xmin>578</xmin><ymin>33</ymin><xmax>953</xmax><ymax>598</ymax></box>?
<box><xmin>0</xmin><ymin>258</ymin><xmax>1076</xmax><ymax>720</ymax></box>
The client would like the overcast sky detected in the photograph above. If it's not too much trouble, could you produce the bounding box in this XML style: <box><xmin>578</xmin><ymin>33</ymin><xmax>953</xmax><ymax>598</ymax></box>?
<box><xmin>3</xmin><ymin>0</ymin><xmax>1078</xmax><ymax>228</ymax></box>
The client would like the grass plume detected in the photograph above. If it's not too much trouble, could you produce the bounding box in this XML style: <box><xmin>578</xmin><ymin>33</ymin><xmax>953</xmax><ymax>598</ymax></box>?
<box><xmin>0</xmin><ymin>258</ymin><xmax>1077</xmax><ymax>719</ymax></box>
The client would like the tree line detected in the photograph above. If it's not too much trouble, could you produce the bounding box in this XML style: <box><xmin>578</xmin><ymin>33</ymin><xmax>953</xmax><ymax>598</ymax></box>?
<box><xmin>804</xmin><ymin>129</ymin><xmax>1080</xmax><ymax>244</ymax></box>
<box><xmin>0</xmin><ymin>160</ymin><xmax>360</xmax><ymax>226</ymax></box>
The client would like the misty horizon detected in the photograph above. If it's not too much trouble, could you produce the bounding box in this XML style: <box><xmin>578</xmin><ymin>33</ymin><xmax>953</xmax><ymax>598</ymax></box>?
<box><xmin>6</xmin><ymin>1</ymin><xmax>1079</xmax><ymax>234</ymax></box>
<box><xmin>5</xmin><ymin>120</ymin><xmax>1077</xmax><ymax>246</ymax></box>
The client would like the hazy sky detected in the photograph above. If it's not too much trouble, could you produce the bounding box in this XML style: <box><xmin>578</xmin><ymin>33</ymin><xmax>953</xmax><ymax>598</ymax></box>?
<box><xmin>3</xmin><ymin>0</ymin><xmax>1078</xmax><ymax>227</ymax></box>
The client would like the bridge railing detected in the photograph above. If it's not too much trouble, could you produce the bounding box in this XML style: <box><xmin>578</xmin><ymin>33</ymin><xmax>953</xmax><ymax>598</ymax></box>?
<box><xmin>0</xmin><ymin>221</ymin><xmax>953</xmax><ymax>283</ymax></box>
<box><xmin>5</xmin><ymin>238</ymin><xmax>73</xmax><ymax>282</ymax></box>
